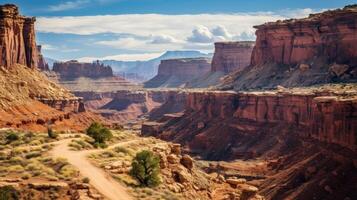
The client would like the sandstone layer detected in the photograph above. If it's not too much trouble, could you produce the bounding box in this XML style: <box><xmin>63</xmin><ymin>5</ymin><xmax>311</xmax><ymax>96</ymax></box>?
<box><xmin>144</xmin><ymin>58</ymin><xmax>211</xmax><ymax>88</ymax></box>
<box><xmin>212</xmin><ymin>41</ymin><xmax>255</xmax><ymax>73</ymax></box>
<box><xmin>0</xmin><ymin>4</ymin><xmax>38</xmax><ymax>69</ymax></box>
<box><xmin>53</xmin><ymin>60</ymin><xmax>113</xmax><ymax>79</ymax></box>
<box><xmin>221</xmin><ymin>5</ymin><xmax>357</xmax><ymax>91</ymax></box>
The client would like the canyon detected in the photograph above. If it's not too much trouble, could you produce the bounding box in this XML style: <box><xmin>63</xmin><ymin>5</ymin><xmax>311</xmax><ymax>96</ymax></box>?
<box><xmin>0</xmin><ymin>3</ymin><xmax>356</xmax><ymax>200</ymax></box>
<box><xmin>144</xmin><ymin>58</ymin><xmax>211</xmax><ymax>88</ymax></box>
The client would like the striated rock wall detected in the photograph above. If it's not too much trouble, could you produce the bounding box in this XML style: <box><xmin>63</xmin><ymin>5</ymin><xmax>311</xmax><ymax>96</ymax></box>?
<box><xmin>53</xmin><ymin>60</ymin><xmax>113</xmax><ymax>79</ymax></box>
<box><xmin>251</xmin><ymin>5</ymin><xmax>357</xmax><ymax>66</ymax></box>
<box><xmin>37</xmin><ymin>45</ymin><xmax>49</xmax><ymax>71</ymax></box>
<box><xmin>0</xmin><ymin>4</ymin><xmax>39</xmax><ymax>69</ymax></box>
<box><xmin>186</xmin><ymin>91</ymin><xmax>357</xmax><ymax>151</ymax></box>
<box><xmin>144</xmin><ymin>58</ymin><xmax>211</xmax><ymax>88</ymax></box>
<box><xmin>211</xmin><ymin>41</ymin><xmax>255</xmax><ymax>73</ymax></box>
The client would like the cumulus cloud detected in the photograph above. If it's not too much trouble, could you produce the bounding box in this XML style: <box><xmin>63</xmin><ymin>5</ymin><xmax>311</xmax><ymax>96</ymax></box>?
<box><xmin>187</xmin><ymin>26</ymin><xmax>214</xmax><ymax>43</ymax></box>
<box><xmin>150</xmin><ymin>34</ymin><xmax>178</xmax><ymax>44</ymax></box>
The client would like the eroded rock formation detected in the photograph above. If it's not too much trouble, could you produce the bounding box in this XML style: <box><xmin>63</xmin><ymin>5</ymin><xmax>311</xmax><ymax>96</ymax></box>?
<box><xmin>251</xmin><ymin>5</ymin><xmax>357</xmax><ymax>66</ymax></box>
<box><xmin>37</xmin><ymin>45</ymin><xmax>49</xmax><ymax>71</ymax></box>
<box><xmin>212</xmin><ymin>41</ymin><xmax>255</xmax><ymax>73</ymax></box>
<box><xmin>144</xmin><ymin>58</ymin><xmax>211</xmax><ymax>88</ymax></box>
<box><xmin>0</xmin><ymin>4</ymin><xmax>39</xmax><ymax>69</ymax></box>
<box><xmin>221</xmin><ymin>5</ymin><xmax>357</xmax><ymax>90</ymax></box>
<box><xmin>53</xmin><ymin>60</ymin><xmax>113</xmax><ymax>79</ymax></box>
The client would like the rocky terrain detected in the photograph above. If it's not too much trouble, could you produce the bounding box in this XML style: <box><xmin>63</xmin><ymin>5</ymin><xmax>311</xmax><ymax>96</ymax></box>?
<box><xmin>221</xmin><ymin>5</ymin><xmax>357</xmax><ymax>90</ymax></box>
<box><xmin>37</xmin><ymin>45</ymin><xmax>49</xmax><ymax>71</ymax></box>
<box><xmin>144</xmin><ymin>58</ymin><xmax>211</xmax><ymax>88</ymax></box>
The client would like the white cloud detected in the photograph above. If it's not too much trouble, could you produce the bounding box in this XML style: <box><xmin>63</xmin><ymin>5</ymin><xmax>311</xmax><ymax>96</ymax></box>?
<box><xmin>36</xmin><ymin>9</ymin><xmax>321</xmax><ymax>59</ymax></box>
<box><xmin>187</xmin><ymin>26</ymin><xmax>214</xmax><ymax>43</ymax></box>
<box><xmin>150</xmin><ymin>34</ymin><xmax>178</xmax><ymax>44</ymax></box>
<box><xmin>77</xmin><ymin>53</ymin><xmax>163</xmax><ymax>62</ymax></box>
<box><xmin>48</xmin><ymin>0</ymin><xmax>90</xmax><ymax>11</ymax></box>
<box><xmin>41</xmin><ymin>44</ymin><xmax>56</xmax><ymax>50</ymax></box>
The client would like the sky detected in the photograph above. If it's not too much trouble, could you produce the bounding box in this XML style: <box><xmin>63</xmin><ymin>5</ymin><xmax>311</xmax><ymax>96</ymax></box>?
<box><xmin>1</xmin><ymin>0</ymin><xmax>355</xmax><ymax>61</ymax></box>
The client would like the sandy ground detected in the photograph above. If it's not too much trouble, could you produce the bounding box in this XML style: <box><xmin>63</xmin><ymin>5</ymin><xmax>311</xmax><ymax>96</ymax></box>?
<box><xmin>50</xmin><ymin>139</ymin><xmax>133</xmax><ymax>200</ymax></box>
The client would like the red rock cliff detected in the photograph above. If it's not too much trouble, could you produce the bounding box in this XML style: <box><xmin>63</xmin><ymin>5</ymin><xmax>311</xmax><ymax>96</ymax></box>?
<box><xmin>0</xmin><ymin>4</ymin><xmax>39</xmax><ymax>69</ymax></box>
<box><xmin>37</xmin><ymin>45</ymin><xmax>49</xmax><ymax>71</ymax></box>
<box><xmin>251</xmin><ymin>5</ymin><xmax>357</xmax><ymax>66</ymax></box>
<box><xmin>145</xmin><ymin>58</ymin><xmax>211</xmax><ymax>88</ymax></box>
<box><xmin>53</xmin><ymin>60</ymin><xmax>113</xmax><ymax>79</ymax></box>
<box><xmin>211</xmin><ymin>41</ymin><xmax>255</xmax><ymax>73</ymax></box>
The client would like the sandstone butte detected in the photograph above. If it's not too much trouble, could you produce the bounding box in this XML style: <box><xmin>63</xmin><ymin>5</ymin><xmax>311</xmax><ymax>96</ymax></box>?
<box><xmin>144</xmin><ymin>58</ymin><xmax>211</xmax><ymax>88</ymax></box>
<box><xmin>211</xmin><ymin>41</ymin><xmax>255</xmax><ymax>74</ymax></box>
<box><xmin>53</xmin><ymin>60</ymin><xmax>114</xmax><ymax>79</ymax></box>
<box><xmin>251</xmin><ymin>5</ymin><xmax>357</xmax><ymax>66</ymax></box>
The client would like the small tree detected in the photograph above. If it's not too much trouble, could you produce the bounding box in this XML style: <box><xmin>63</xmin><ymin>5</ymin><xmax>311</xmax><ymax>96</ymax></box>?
<box><xmin>0</xmin><ymin>185</ymin><xmax>19</xmax><ymax>200</ymax></box>
<box><xmin>86</xmin><ymin>122</ymin><xmax>112</xmax><ymax>146</ymax></box>
<box><xmin>130</xmin><ymin>150</ymin><xmax>161</xmax><ymax>187</ymax></box>
<box><xmin>5</xmin><ymin>132</ymin><xmax>19</xmax><ymax>144</ymax></box>
<box><xmin>47</xmin><ymin>127</ymin><xmax>58</xmax><ymax>139</ymax></box>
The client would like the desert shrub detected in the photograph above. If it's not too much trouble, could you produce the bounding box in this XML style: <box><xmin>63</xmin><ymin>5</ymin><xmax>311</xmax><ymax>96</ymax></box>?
<box><xmin>82</xmin><ymin>177</ymin><xmax>90</xmax><ymax>183</ymax></box>
<box><xmin>114</xmin><ymin>146</ymin><xmax>129</xmax><ymax>155</ymax></box>
<box><xmin>86</xmin><ymin>122</ymin><xmax>112</xmax><ymax>146</ymax></box>
<box><xmin>29</xmin><ymin>140</ymin><xmax>42</xmax><ymax>146</ymax></box>
<box><xmin>47</xmin><ymin>127</ymin><xmax>58</xmax><ymax>139</ymax></box>
<box><xmin>60</xmin><ymin>165</ymin><xmax>78</xmax><ymax>178</ymax></box>
<box><xmin>21</xmin><ymin>173</ymin><xmax>31</xmax><ymax>180</ymax></box>
<box><xmin>130</xmin><ymin>150</ymin><xmax>161</xmax><ymax>187</ymax></box>
<box><xmin>25</xmin><ymin>152</ymin><xmax>41</xmax><ymax>159</ymax></box>
<box><xmin>0</xmin><ymin>185</ymin><xmax>19</xmax><ymax>200</ymax></box>
<box><xmin>5</xmin><ymin>132</ymin><xmax>19</xmax><ymax>144</ymax></box>
<box><xmin>8</xmin><ymin>165</ymin><xmax>24</xmax><ymax>173</ymax></box>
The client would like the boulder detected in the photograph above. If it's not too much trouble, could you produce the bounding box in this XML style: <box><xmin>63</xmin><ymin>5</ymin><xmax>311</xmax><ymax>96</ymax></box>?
<box><xmin>226</xmin><ymin>178</ymin><xmax>247</xmax><ymax>186</ymax></box>
<box><xmin>180</xmin><ymin>154</ymin><xmax>194</xmax><ymax>169</ymax></box>
<box><xmin>167</xmin><ymin>154</ymin><xmax>180</xmax><ymax>164</ymax></box>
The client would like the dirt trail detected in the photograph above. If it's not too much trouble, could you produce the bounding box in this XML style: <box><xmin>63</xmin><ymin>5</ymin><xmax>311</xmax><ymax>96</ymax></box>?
<box><xmin>50</xmin><ymin>139</ymin><xmax>133</xmax><ymax>200</ymax></box>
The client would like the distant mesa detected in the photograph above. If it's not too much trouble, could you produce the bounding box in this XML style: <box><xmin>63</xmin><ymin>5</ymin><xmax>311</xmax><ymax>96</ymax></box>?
<box><xmin>144</xmin><ymin>57</ymin><xmax>211</xmax><ymax>88</ymax></box>
<box><xmin>53</xmin><ymin>60</ymin><xmax>114</xmax><ymax>79</ymax></box>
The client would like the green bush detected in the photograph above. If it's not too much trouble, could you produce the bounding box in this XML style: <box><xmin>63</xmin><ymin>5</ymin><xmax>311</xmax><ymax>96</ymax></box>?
<box><xmin>130</xmin><ymin>150</ymin><xmax>161</xmax><ymax>187</ymax></box>
<box><xmin>86</xmin><ymin>122</ymin><xmax>112</xmax><ymax>146</ymax></box>
<box><xmin>82</xmin><ymin>177</ymin><xmax>90</xmax><ymax>183</ymax></box>
<box><xmin>47</xmin><ymin>127</ymin><xmax>58</xmax><ymax>139</ymax></box>
<box><xmin>0</xmin><ymin>185</ymin><xmax>19</xmax><ymax>200</ymax></box>
<box><xmin>5</xmin><ymin>132</ymin><xmax>19</xmax><ymax>144</ymax></box>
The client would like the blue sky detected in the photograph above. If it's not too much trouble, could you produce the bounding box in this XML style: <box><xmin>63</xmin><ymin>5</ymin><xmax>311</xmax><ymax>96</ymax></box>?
<box><xmin>1</xmin><ymin>0</ymin><xmax>355</xmax><ymax>61</ymax></box>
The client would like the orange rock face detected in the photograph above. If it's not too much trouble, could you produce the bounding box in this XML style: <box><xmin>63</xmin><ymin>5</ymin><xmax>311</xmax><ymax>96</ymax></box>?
<box><xmin>53</xmin><ymin>60</ymin><xmax>113</xmax><ymax>79</ymax></box>
<box><xmin>0</xmin><ymin>4</ymin><xmax>39</xmax><ymax>69</ymax></box>
<box><xmin>211</xmin><ymin>41</ymin><xmax>254</xmax><ymax>73</ymax></box>
<box><xmin>251</xmin><ymin>5</ymin><xmax>357</xmax><ymax>66</ymax></box>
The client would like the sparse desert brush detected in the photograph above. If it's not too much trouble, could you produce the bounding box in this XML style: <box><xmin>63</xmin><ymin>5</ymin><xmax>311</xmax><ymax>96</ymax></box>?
<box><xmin>25</xmin><ymin>151</ymin><xmax>41</xmax><ymax>159</ymax></box>
<box><xmin>8</xmin><ymin>165</ymin><xmax>24</xmax><ymax>173</ymax></box>
<box><xmin>45</xmin><ymin>175</ymin><xmax>59</xmax><ymax>181</ymax></box>
<box><xmin>21</xmin><ymin>172</ymin><xmax>31</xmax><ymax>180</ymax></box>
<box><xmin>5</xmin><ymin>131</ymin><xmax>20</xmax><ymax>144</ymax></box>
<box><xmin>60</xmin><ymin>165</ymin><xmax>78</xmax><ymax>178</ymax></box>
<box><xmin>29</xmin><ymin>140</ymin><xmax>42</xmax><ymax>146</ymax></box>
<box><xmin>9</xmin><ymin>156</ymin><xmax>24</xmax><ymax>165</ymax></box>
<box><xmin>114</xmin><ymin>146</ymin><xmax>129</xmax><ymax>154</ymax></box>
<box><xmin>47</xmin><ymin>127</ymin><xmax>58</xmax><ymax>139</ymax></box>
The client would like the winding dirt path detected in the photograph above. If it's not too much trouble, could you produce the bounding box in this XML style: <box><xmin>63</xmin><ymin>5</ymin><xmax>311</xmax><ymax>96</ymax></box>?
<box><xmin>50</xmin><ymin>139</ymin><xmax>133</xmax><ymax>200</ymax></box>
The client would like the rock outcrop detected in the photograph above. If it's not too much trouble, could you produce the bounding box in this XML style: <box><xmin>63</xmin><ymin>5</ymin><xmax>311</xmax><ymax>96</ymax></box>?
<box><xmin>251</xmin><ymin>5</ymin><xmax>357</xmax><ymax>66</ymax></box>
<box><xmin>221</xmin><ymin>5</ymin><xmax>357</xmax><ymax>91</ymax></box>
<box><xmin>212</xmin><ymin>41</ymin><xmax>255</xmax><ymax>73</ymax></box>
<box><xmin>37</xmin><ymin>45</ymin><xmax>49</xmax><ymax>71</ymax></box>
<box><xmin>144</xmin><ymin>58</ymin><xmax>211</xmax><ymax>88</ymax></box>
<box><xmin>0</xmin><ymin>4</ymin><xmax>39</xmax><ymax>69</ymax></box>
<box><xmin>53</xmin><ymin>60</ymin><xmax>113</xmax><ymax>79</ymax></box>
